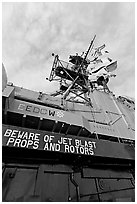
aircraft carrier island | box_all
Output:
[2,36,135,202]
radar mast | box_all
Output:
[48,35,117,106]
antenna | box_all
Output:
[84,35,96,60]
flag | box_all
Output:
[107,57,112,62]
[105,61,117,72]
[96,59,103,64]
[99,57,112,64]
[96,44,106,51]
[92,44,106,57]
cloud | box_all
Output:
[2,2,135,98]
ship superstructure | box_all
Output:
[2,37,135,202]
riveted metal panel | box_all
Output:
[89,90,135,140]
[89,122,118,136]
[15,86,63,107]
[97,178,134,196]
[15,87,40,101]
[90,90,119,114]
[42,164,73,173]
[82,168,133,179]
[2,167,37,201]
[116,101,135,131]
[99,188,134,202]
[40,172,69,201]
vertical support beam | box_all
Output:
[4,112,7,124]
[52,121,58,132]
[59,123,65,133]
[77,127,83,136]
[38,118,43,130]
[94,178,101,202]
[65,124,71,135]
[34,165,44,200]
[22,114,26,127]
[70,173,80,202]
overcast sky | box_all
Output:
[2,2,135,98]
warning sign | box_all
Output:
[3,126,96,156]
